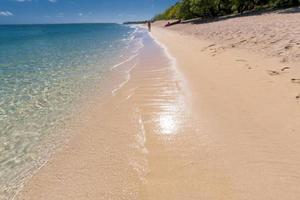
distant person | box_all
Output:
[147,21,151,32]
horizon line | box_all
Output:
[0,22,122,26]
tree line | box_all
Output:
[153,0,300,20]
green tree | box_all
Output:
[232,0,256,13]
[153,2,182,20]
[177,0,194,19]
[153,0,299,21]
[190,0,218,17]
[215,0,234,15]
[271,0,299,7]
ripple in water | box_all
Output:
[0,23,141,199]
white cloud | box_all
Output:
[0,11,14,17]
[48,0,57,3]
[78,13,83,17]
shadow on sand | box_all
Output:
[277,6,300,14]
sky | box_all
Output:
[0,0,178,24]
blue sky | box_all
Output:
[0,0,178,24]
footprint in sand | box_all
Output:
[267,67,291,76]
[281,67,290,72]
[267,70,280,76]
[284,44,293,50]
[234,59,253,69]
[201,44,216,52]
[246,64,252,70]
[291,78,300,84]
[210,47,225,56]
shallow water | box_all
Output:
[0,23,143,199]
[10,23,191,200]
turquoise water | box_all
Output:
[0,23,141,198]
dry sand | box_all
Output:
[156,7,300,64]
[17,9,300,200]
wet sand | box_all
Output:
[16,28,191,199]
[17,9,300,200]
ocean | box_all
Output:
[0,23,145,199]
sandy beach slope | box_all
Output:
[17,9,300,200]
[156,7,300,64]
[148,9,300,199]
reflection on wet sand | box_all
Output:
[159,114,177,135]
[16,27,194,200]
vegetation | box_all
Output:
[153,0,300,20]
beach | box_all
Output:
[15,8,300,200]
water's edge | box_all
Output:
[0,24,146,199]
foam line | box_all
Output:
[110,53,138,71]
[148,29,192,100]
[111,62,137,96]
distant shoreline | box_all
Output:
[0,22,125,26]
[123,20,148,25]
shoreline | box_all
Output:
[16,10,300,199]
[15,27,185,200]
[0,24,143,200]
